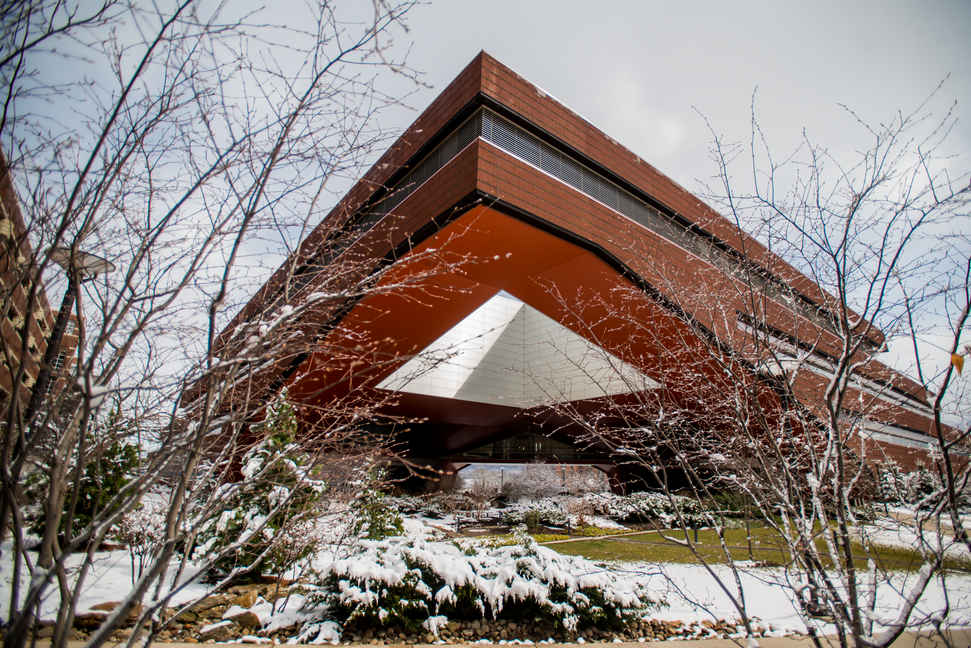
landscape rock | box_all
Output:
[189,594,230,612]
[229,610,261,629]
[233,590,259,609]
[198,622,235,642]
[73,612,108,630]
[90,601,143,623]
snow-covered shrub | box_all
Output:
[903,464,942,506]
[506,461,561,501]
[876,462,907,504]
[26,426,140,538]
[393,492,476,518]
[502,507,569,529]
[383,495,425,515]
[873,462,967,509]
[581,492,712,527]
[115,497,167,583]
[431,491,476,515]
[192,399,325,575]
[301,533,661,636]
[351,473,404,540]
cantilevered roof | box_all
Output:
[207,52,946,469]
[378,291,658,407]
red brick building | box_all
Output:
[0,151,80,415]
[215,53,957,481]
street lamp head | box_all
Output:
[48,247,116,282]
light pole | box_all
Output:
[23,247,115,431]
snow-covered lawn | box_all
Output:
[0,542,214,621]
[2,508,970,642]
[622,561,971,637]
[856,515,971,561]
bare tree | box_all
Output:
[507,460,561,502]
[464,467,500,520]
[0,2,477,647]
[524,89,970,647]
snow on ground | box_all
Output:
[0,541,214,620]
[605,561,971,637]
[3,510,971,638]
[886,506,971,532]
[858,516,971,562]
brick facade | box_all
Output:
[0,150,80,414]
[217,53,958,473]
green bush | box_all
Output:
[302,533,661,637]
[502,507,569,528]
[27,409,140,538]
[192,399,323,576]
[351,474,404,540]
[576,525,628,537]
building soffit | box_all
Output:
[212,53,935,445]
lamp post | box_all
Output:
[23,247,115,430]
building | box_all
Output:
[212,53,957,487]
[0,150,80,418]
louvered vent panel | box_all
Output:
[439,130,460,162]
[559,156,583,190]
[629,200,656,231]
[491,118,517,155]
[617,191,633,218]
[540,149,562,177]
[475,109,676,246]
[515,134,542,167]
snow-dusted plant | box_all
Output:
[902,463,944,507]
[192,399,325,576]
[382,495,425,515]
[350,472,404,540]
[384,491,486,520]
[501,506,569,529]
[506,460,561,501]
[300,532,661,637]
[26,425,140,538]
[873,461,966,510]
[581,492,711,527]
[115,497,168,583]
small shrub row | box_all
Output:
[384,493,477,519]
[501,507,569,528]
[300,533,662,637]
[581,493,713,527]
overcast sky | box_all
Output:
[368,0,970,416]
[22,0,969,415]
[381,0,971,194]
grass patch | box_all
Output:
[530,526,629,543]
[548,525,971,573]
[575,525,631,537]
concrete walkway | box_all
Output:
[46,629,971,647]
